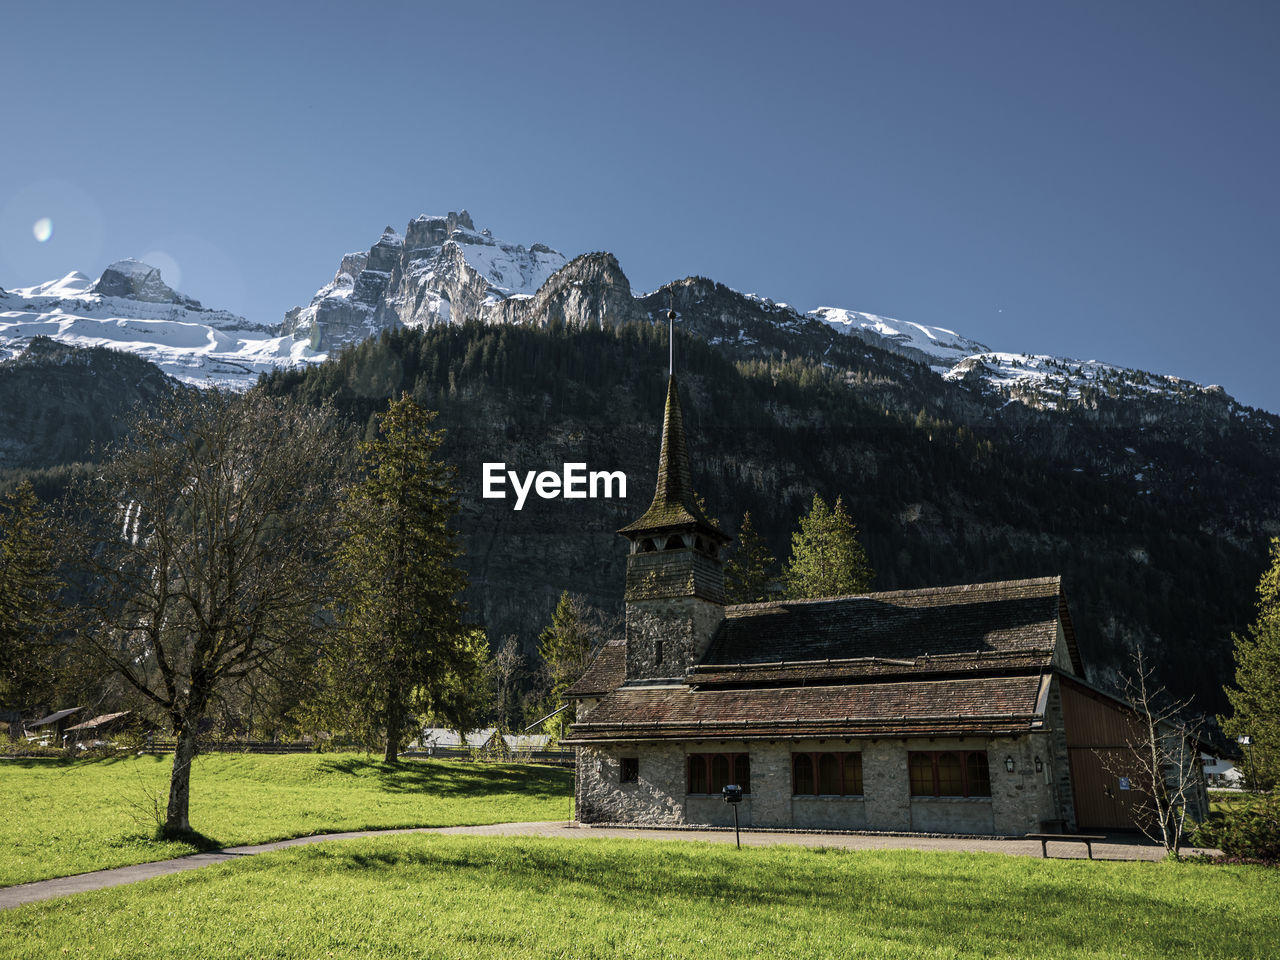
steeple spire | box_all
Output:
[618,374,721,537]
[618,364,729,681]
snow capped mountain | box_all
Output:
[283,210,567,351]
[2,212,1262,416]
[11,270,96,299]
[0,259,320,389]
[809,306,992,369]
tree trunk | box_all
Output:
[165,724,198,835]
[383,683,403,763]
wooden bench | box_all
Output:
[1026,833,1108,859]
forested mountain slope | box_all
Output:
[261,320,1280,714]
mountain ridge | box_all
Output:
[4,210,1268,419]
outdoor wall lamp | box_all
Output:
[1034,756,1044,773]
[1004,756,1015,773]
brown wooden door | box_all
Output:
[1068,747,1149,830]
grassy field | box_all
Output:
[0,753,572,887]
[2,835,1276,959]
[1208,789,1263,815]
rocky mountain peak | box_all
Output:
[512,252,643,328]
[93,259,200,307]
[285,212,568,350]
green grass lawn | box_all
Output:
[2,836,1276,959]
[0,753,572,887]
[1208,790,1262,815]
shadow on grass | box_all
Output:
[156,826,223,851]
[318,756,572,798]
[0,756,76,768]
[297,840,1263,957]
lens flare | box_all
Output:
[32,217,53,242]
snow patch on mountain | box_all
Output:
[810,306,991,368]
[0,261,319,389]
[942,352,1232,410]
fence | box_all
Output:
[136,739,576,766]
[140,739,321,755]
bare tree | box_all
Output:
[71,390,348,838]
[492,634,526,733]
[1096,647,1209,857]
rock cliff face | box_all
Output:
[283,211,568,350]
[92,259,200,307]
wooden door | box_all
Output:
[1068,747,1149,830]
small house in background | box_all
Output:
[24,706,84,743]
[64,711,132,745]
[505,733,551,754]
[418,727,496,755]
[414,727,556,761]
[1201,753,1244,788]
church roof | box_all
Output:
[617,375,725,539]
[562,576,1081,744]
[564,637,626,698]
[702,576,1078,674]
[564,674,1048,743]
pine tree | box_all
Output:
[783,494,874,600]
[724,511,776,603]
[536,591,595,742]
[1222,536,1280,789]
[319,394,486,762]
[0,482,62,705]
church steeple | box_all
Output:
[619,375,723,541]
[618,370,729,681]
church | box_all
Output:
[561,373,1207,835]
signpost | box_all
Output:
[722,784,743,849]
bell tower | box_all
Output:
[618,373,730,681]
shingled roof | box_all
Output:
[702,576,1080,676]
[562,576,1081,744]
[562,673,1049,743]
[617,376,725,539]
[564,637,626,698]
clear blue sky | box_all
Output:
[3,1,1278,411]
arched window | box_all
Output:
[793,754,815,795]
[686,753,750,795]
[966,752,992,797]
[664,534,685,550]
[842,752,864,795]
[688,756,707,794]
[711,754,731,793]
[909,752,935,796]
[817,753,840,794]
[936,752,964,796]
[908,750,992,797]
[792,751,863,796]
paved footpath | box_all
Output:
[0,822,1208,911]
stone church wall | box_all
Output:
[576,735,1072,835]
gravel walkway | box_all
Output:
[0,821,1207,910]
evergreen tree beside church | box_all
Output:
[783,494,874,600]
